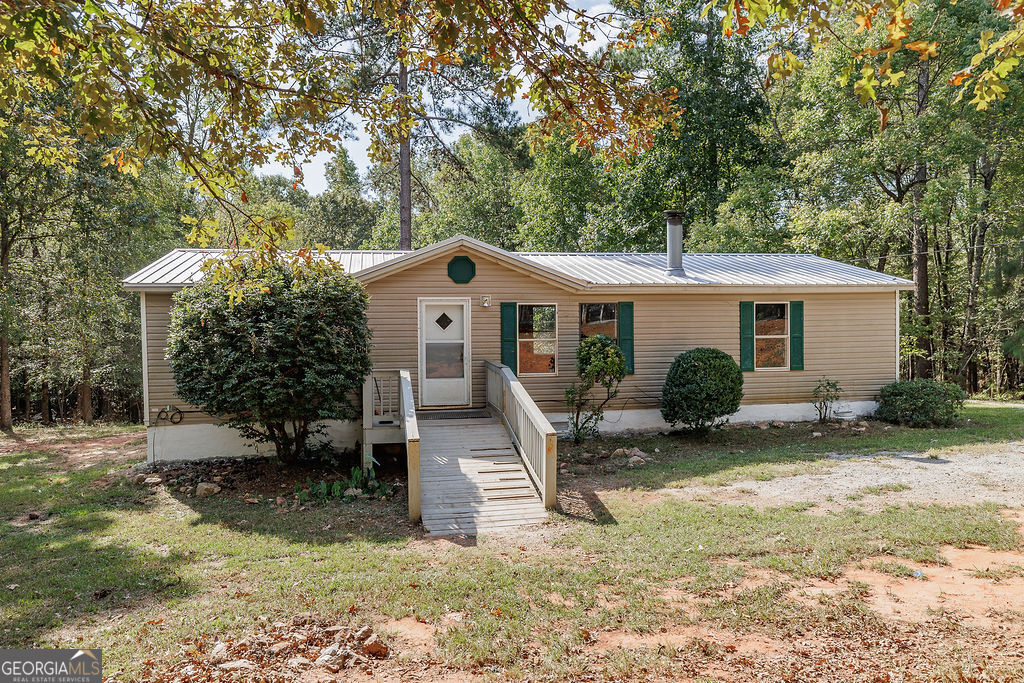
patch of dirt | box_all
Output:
[380,617,435,655]
[795,545,1024,628]
[660,440,1024,513]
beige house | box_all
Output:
[124,218,912,533]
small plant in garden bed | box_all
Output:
[812,376,843,423]
[295,467,392,504]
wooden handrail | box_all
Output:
[398,369,421,523]
[363,369,420,522]
[484,360,557,508]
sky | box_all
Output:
[255,1,614,196]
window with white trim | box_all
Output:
[755,303,789,369]
[518,304,557,374]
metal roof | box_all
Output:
[517,252,913,287]
[123,242,913,290]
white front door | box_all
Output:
[419,298,471,407]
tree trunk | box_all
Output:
[961,153,1000,393]
[41,381,51,426]
[0,226,11,431]
[910,63,932,380]
[22,369,30,419]
[78,364,93,425]
[398,57,412,251]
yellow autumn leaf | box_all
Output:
[883,70,906,86]
[906,40,939,60]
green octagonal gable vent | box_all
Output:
[447,255,476,284]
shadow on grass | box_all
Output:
[168,490,417,547]
[0,451,195,647]
[560,402,1024,493]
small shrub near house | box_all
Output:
[875,379,967,427]
[565,334,628,443]
[812,376,843,423]
[660,347,743,433]
[167,263,372,463]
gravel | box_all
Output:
[663,441,1024,512]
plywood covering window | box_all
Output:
[755,302,789,370]
[579,303,618,341]
[518,304,557,375]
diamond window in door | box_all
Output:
[434,312,453,331]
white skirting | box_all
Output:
[146,401,877,462]
[545,400,878,436]
[146,420,360,463]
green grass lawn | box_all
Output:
[559,401,1024,489]
[2,403,1023,680]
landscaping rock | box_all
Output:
[134,473,148,485]
[209,641,229,663]
[628,447,649,459]
[627,455,645,468]
[611,447,629,457]
[143,476,162,486]
[361,634,389,658]
[195,482,221,498]
[217,659,255,672]
[286,655,312,670]
[812,432,823,438]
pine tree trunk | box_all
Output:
[398,57,412,251]
[910,63,932,380]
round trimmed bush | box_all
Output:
[875,379,967,427]
[660,347,744,433]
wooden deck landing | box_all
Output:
[418,417,547,536]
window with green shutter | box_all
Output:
[578,302,634,374]
[617,301,634,374]
[742,301,804,371]
[500,301,517,374]
[739,301,755,372]
[789,301,804,370]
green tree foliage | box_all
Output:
[167,264,373,462]
[300,151,379,249]
[3,0,676,278]
[660,348,744,433]
[565,335,628,443]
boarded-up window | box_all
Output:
[518,304,557,374]
[755,303,788,369]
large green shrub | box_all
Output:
[565,334,628,443]
[167,264,372,463]
[660,347,743,433]
[875,379,967,427]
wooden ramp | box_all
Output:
[418,417,547,536]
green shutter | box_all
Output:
[617,302,634,374]
[739,301,754,372]
[500,302,517,375]
[790,301,804,371]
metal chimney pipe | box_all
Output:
[664,210,685,276]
